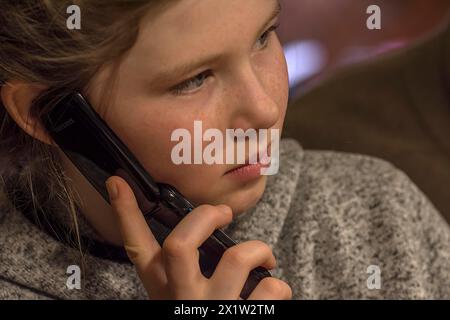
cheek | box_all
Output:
[106,103,176,171]
[120,111,186,177]
[273,45,290,117]
[258,42,290,123]
[111,103,224,199]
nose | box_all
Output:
[228,63,280,131]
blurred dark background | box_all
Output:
[277,0,450,97]
[277,0,450,223]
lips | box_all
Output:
[224,142,272,175]
[225,163,251,175]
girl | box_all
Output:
[0,0,449,299]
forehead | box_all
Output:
[128,0,277,67]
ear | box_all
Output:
[1,80,55,146]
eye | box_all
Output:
[171,70,212,95]
[255,23,280,50]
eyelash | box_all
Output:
[256,22,280,50]
[171,23,280,96]
[171,70,212,96]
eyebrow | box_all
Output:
[151,0,282,86]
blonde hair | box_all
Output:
[0,1,159,266]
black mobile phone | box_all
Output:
[41,92,271,299]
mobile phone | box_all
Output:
[41,92,271,299]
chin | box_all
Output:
[221,176,268,216]
[187,175,268,216]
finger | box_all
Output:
[247,277,292,300]
[208,240,276,299]
[106,176,167,292]
[162,204,233,292]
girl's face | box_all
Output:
[86,0,288,215]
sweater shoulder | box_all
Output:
[279,140,430,215]
[296,149,447,226]
[302,148,404,180]
[299,149,431,212]
[283,149,450,298]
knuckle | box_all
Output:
[248,240,274,260]
[260,278,287,297]
[196,204,216,212]
[199,204,232,220]
[162,236,186,258]
[222,246,248,266]
[253,240,273,255]
[205,206,224,222]
[198,205,232,226]
[217,204,233,219]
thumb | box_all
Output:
[105,176,167,293]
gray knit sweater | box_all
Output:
[0,139,449,299]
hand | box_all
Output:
[105,176,292,300]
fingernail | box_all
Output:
[106,179,118,200]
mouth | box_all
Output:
[224,142,272,176]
